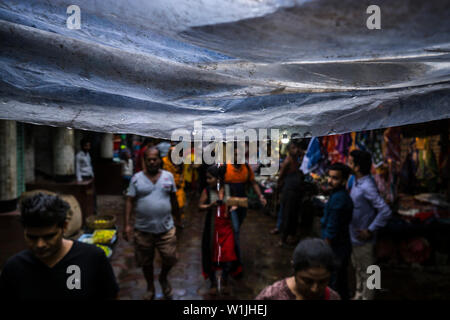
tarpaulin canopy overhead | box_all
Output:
[0,0,449,139]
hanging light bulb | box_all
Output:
[281,133,289,144]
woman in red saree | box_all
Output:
[200,165,241,295]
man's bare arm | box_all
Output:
[123,196,135,241]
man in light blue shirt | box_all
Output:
[348,150,391,300]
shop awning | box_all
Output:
[1,0,449,139]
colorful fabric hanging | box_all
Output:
[416,138,439,192]
[300,137,322,174]
[336,133,352,163]
[367,131,384,167]
[350,132,357,152]
[355,131,369,151]
[399,140,418,194]
[322,135,340,164]
[384,127,402,164]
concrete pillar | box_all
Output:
[53,127,75,181]
[24,124,35,183]
[101,133,114,159]
[0,120,18,212]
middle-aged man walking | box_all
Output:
[0,193,119,300]
[123,147,180,300]
[320,162,353,300]
[348,150,392,300]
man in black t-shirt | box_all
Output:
[0,193,119,300]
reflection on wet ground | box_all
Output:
[99,194,293,300]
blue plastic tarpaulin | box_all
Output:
[0,0,449,139]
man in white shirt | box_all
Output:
[123,147,180,300]
[121,149,134,193]
[75,138,97,213]
[76,138,94,182]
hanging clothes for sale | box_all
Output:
[336,133,352,163]
[300,137,322,174]
[355,131,370,152]
[415,138,439,192]
[438,141,450,189]
[380,127,402,203]
[322,135,340,164]
[373,165,394,204]
[350,132,357,152]
[366,131,384,168]
[399,140,418,194]
[384,127,402,164]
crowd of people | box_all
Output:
[266,145,392,300]
[0,136,393,301]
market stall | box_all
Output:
[77,215,118,259]
[300,119,450,267]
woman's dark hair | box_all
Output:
[329,162,351,181]
[120,148,131,161]
[80,137,90,148]
[20,193,69,228]
[293,238,337,272]
[350,150,372,175]
[206,165,224,181]
[288,138,308,151]
[142,138,153,147]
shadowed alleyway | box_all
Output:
[98,194,293,300]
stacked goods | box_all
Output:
[86,215,116,230]
[96,244,112,258]
[93,229,116,244]
[93,219,111,229]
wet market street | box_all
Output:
[99,194,293,300]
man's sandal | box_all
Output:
[159,276,173,300]
[142,290,155,300]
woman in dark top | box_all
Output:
[277,139,307,246]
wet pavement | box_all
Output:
[99,194,450,300]
[98,193,294,300]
